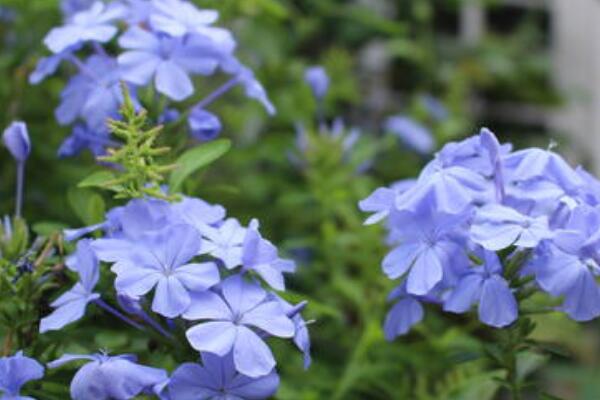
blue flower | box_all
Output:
[383,284,424,340]
[60,0,96,18]
[29,45,82,85]
[55,55,130,131]
[470,204,553,251]
[358,187,396,225]
[271,295,312,369]
[223,61,276,115]
[188,107,222,141]
[0,351,44,400]
[304,66,329,100]
[183,275,295,377]
[92,224,220,318]
[198,218,248,269]
[242,224,296,291]
[2,122,30,163]
[44,2,126,54]
[444,250,518,328]
[383,200,468,295]
[40,240,100,332]
[48,352,167,400]
[149,0,218,37]
[384,116,435,154]
[118,27,220,101]
[168,352,279,400]
[533,206,600,321]
[57,124,115,158]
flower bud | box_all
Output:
[188,107,222,141]
[3,121,31,162]
[304,66,329,99]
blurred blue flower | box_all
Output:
[168,352,279,400]
[0,351,44,400]
[188,107,222,141]
[224,61,276,115]
[149,0,217,37]
[2,121,30,163]
[444,250,518,328]
[40,240,100,333]
[58,124,115,158]
[48,352,167,400]
[304,66,329,100]
[420,94,448,121]
[29,45,82,85]
[56,55,130,131]
[384,116,435,154]
[118,27,220,101]
[60,0,97,18]
[44,2,126,53]
[183,275,295,377]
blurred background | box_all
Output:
[1,0,600,399]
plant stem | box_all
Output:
[94,298,145,331]
[15,162,24,217]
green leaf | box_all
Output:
[169,139,231,192]
[77,170,116,189]
[32,221,68,237]
[67,188,106,226]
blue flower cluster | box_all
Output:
[35,196,310,399]
[361,128,600,339]
[32,0,275,157]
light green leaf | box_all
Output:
[169,139,231,192]
[67,188,106,226]
[77,170,116,189]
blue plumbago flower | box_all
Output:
[198,218,248,269]
[362,127,600,334]
[358,187,396,225]
[168,352,279,400]
[241,223,296,291]
[40,240,100,333]
[188,107,222,141]
[60,0,97,18]
[304,66,329,100]
[117,26,220,101]
[44,2,126,53]
[383,283,425,340]
[532,205,600,321]
[224,61,276,115]
[0,351,44,400]
[56,55,131,131]
[57,124,116,158]
[48,352,167,400]
[3,122,30,163]
[93,224,220,318]
[384,116,435,155]
[149,0,220,38]
[470,204,553,251]
[29,44,82,85]
[183,275,295,377]
[270,295,312,369]
[444,249,518,328]
[383,200,468,295]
